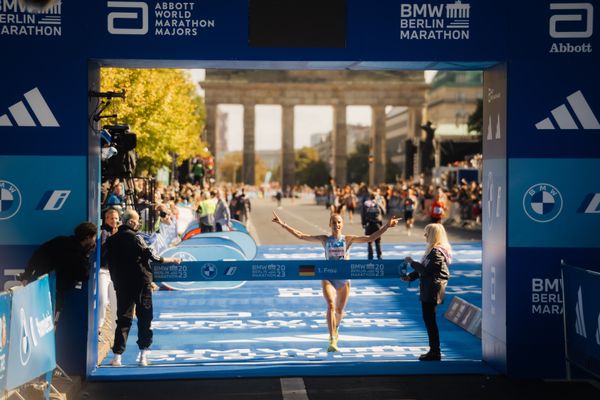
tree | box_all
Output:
[218,151,269,184]
[347,141,369,183]
[295,147,330,187]
[100,68,208,174]
[468,98,483,134]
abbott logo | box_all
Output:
[0,87,59,128]
[107,1,148,35]
[575,286,587,338]
[550,3,593,39]
[535,90,600,130]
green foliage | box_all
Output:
[295,147,329,187]
[467,98,483,134]
[218,151,269,184]
[101,68,207,174]
[347,141,369,183]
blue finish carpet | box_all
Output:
[93,242,492,379]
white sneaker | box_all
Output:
[139,350,149,367]
[110,354,122,367]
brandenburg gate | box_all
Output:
[201,70,428,187]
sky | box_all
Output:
[188,70,436,151]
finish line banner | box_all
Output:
[153,259,409,282]
[562,264,600,378]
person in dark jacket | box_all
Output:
[401,223,452,361]
[106,209,181,367]
[20,222,98,317]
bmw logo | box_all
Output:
[0,180,22,221]
[522,183,563,223]
[172,251,196,262]
[201,263,218,280]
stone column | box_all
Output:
[204,103,217,156]
[369,105,386,185]
[408,107,423,179]
[243,103,256,185]
[281,104,295,189]
[332,104,347,185]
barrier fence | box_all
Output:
[0,275,56,400]
[561,262,600,380]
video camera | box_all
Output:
[101,124,137,179]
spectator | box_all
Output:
[197,191,216,232]
[214,189,231,232]
[98,209,119,333]
[361,192,386,260]
[106,210,181,367]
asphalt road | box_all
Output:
[248,196,482,246]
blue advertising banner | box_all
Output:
[562,264,600,378]
[508,159,600,248]
[6,275,55,391]
[0,156,87,245]
[153,259,408,282]
[0,293,10,393]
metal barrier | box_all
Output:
[561,261,600,380]
[0,275,57,400]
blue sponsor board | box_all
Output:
[0,293,10,392]
[6,275,55,391]
[508,159,600,248]
[0,156,87,245]
[562,264,600,378]
[154,259,407,282]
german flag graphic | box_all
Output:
[299,265,315,277]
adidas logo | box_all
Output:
[575,286,587,338]
[0,87,59,127]
[536,90,600,130]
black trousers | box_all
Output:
[421,301,440,353]
[365,223,382,259]
[112,283,153,354]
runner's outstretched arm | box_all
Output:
[347,216,401,245]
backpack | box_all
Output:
[365,201,382,223]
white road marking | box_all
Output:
[281,377,309,400]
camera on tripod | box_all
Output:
[101,124,137,179]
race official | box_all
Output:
[106,209,180,367]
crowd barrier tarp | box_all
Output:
[230,220,248,234]
[181,220,249,241]
[562,264,600,379]
[184,232,257,260]
[159,244,247,291]
[0,293,11,393]
[6,275,55,391]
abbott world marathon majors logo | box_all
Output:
[107,1,215,37]
[0,0,62,36]
[0,180,22,220]
[400,1,471,40]
[523,183,563,223]
[549,2,593,54]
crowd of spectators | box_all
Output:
[313,176,482,229]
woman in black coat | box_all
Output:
[401,223,452,361]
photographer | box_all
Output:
[20,222,98,317]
